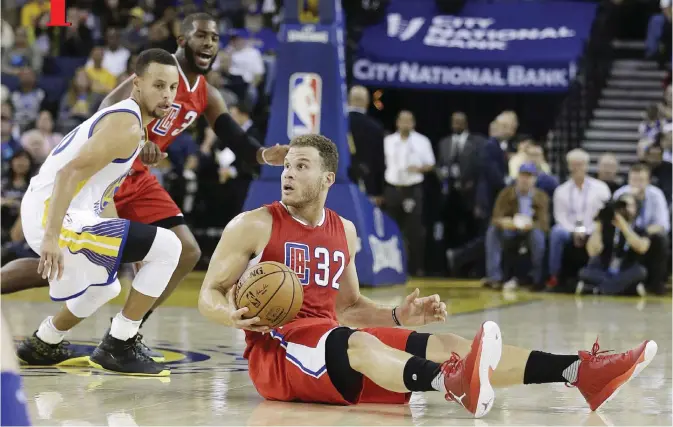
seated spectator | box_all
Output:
[86,27,131,77]
[2,27,43,76]
[1,19,14,51]
[613,163,670,294]
[21,110,62,152]
[484,163,549,289]
[596,153,621,194]
[638,104,663,143]
[58,68,103,133]
[98,0,129,34]
[1,107,21,174]
[508,136,551,180]
[1,150,36,264]
[122,7,149,53]
[226,30,265,105]
[578,193,649,295]
[58,7,94,57]
[20,0,50,43]
[207,68,239,107]
[524,142,558,199]
[548,149,611,289]
[146,7,179,53]
[10,67,46,132]
[85,47,118,96]
[645,144,672,204]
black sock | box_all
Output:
[523,351,580,384]
[402,356,441,392]
[140,310,154,328]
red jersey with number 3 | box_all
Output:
[131,59,208,173]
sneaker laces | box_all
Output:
[130,334,154,362]
[565,338,614,388]
[440,352,464,401]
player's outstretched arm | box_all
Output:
[204,83,288,167]
[39,114,142,280]
[336,218,447,328]
[98,75,135,111]
[198,208,272,332]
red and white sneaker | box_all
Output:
[442,321,502,418]
[571,339,658,411]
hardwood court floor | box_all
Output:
[3,276,671,426]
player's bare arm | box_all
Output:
[335,218,447,328]
[98,75,135,110]
[198,208,272,332]
[38,113,143,281]
[204,82,289,166]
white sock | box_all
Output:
[36,317,66,345]
[431,370,447,393]
[562,360,581,384]
[110,313,141,341]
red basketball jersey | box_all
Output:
[244,202,351,348]
[131,59,208,173]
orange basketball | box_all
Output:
[234,261,304,328]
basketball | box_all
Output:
[234,261,304,328]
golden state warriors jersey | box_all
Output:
[26,98,146,218]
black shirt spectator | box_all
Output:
[645,144,672,204]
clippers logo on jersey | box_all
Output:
[284,242,310,285]
[152,103,182,136]
[288,73,322,138]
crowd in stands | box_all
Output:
[1,0,670,295]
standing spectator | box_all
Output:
[85,47,118,96]
[475,113,516,219]
[58,68,103,133]
[226,30,265,105]
[1,108,21,175]
[436,111,485,251]
[613,163,670,294]
[347,85,385,205]
[20,110,62,151]
[2,27,43,76]
[638,104,662,143]
[87,27,131,77]
[122,7,149,53]
[10,67,46,132]
[644,144,672,204]
[58,7,94,57]
[383,110,435,277]
[645,0,672,60]
[597,153,621,194]
[579,193,649,296]
[548,149,611,289]
[20,0,50,42]
[525,142,558,199]
[485,163,549,289]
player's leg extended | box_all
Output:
[0,258,48,294]
[345,322,502,418]
[424,330,657,411]
[89,223,181,376]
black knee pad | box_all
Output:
[120,221,158,263]
[405,332,431,359]
[325,327,363,403]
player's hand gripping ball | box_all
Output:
[234,261,304,328]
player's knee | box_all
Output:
[347,331,381,370]
[178,235,201,269]
[152,228,183,267]
[66,280,121,318]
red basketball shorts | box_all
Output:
[246,317,413,405]
[114,170,183,225]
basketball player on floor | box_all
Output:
[0,13,287,360]
[198,134,657,418]
[14,49,188,376]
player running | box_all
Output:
[16,49,185,376]
[0,13,287,359]
[198,134,657,418]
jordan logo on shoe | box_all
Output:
[448,391,467,407]
[482,397,493,411]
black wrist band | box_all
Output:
[392,306,401,326]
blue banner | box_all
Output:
[244,0,407,286]
[354,0,597,92]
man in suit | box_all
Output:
[436,112,486,250]
[347,85,385,206]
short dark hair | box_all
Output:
[135,48,176,76]
[289,134,339,173]
[181,12,216,35]
[630,162,651,174]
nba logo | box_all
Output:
[288,73,322,139]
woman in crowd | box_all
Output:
[58,67,102,133]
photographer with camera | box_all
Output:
[577,194,650,295]
[613,163,670,295]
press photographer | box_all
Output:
[577,194,649,295]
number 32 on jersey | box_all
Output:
[285,242,346,289]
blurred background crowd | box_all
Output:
[1,0,671,296]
